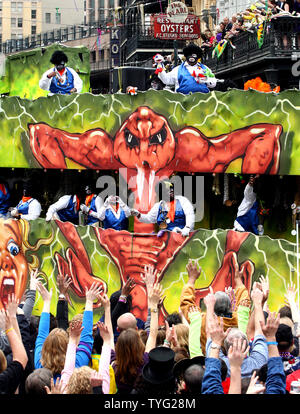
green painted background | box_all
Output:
[0,43,90,99]
[23,219,297,322]
[0,89,298,174]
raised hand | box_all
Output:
[228,337,249,369]
[45,377,66,394]
[186,259,201,285]
[36,281,53,303]
[284,283,297,306]
[148,282,163,308]
[141,264,158,291]
[259,311,280,341]
[98,293,110,310]
[97,321,111,343]
[207,315,229,347]
[85,282,103,303]
[5,294,19,319]
[68,319,83,345]
[250,284,264,306]
[259,275,269,303]
[204,286,216,311]
[164,320,178,348]
[246,371,266,394]
[29,268,43,291]
[57,273,72,298]
[121,278,136,297]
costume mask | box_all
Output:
[186,54,198,66]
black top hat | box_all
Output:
[183,43,203,59]
[173,356,205,379]
[50,50,68,65]
[142,347,175,385]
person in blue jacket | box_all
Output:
[233,175,264,235]
[46,192,81,225]
[132,181,195,237]
[0,181,11,218]
[87,195,133,231]
[10,182,41,221]
[79,184,104,226]
[156,43,217,95]
[39,50,83,96]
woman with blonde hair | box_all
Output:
[173,323,189,354]
[40,328,69,376]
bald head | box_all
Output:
[117,312,137,331]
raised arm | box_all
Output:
[22,269,42,323]
[145,282,163,353]
[56,273,72,331]
[75,282,103,368]
[180,260,202,323]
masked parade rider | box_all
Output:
[79,184,104,226]
[155,43,217,94]
[233,174,264,236]
[39,50,83,96]
[131,181,195,237]
[46,191,81,225]
[0,181,11,219]
[10,182,41,221]
[86,195,133,231]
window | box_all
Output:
[55,12,61,24]
[31,25,36,35]
[17,2,23,12]
[0,2,2,12]
[45,12,51,23]
[11,18,16,27]
[11,2,16,12]
[0,18,2,27]
[31,9,36,19]
[17,18,22,28]
[11,34,16,39]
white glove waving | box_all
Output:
[80,204,89,214]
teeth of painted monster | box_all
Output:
[157,134,162,143]
[3,279,14,286]
[128,133,132,143]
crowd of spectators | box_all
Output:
[200,0,300,54]
[0,256,300,396]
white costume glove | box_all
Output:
[80,204,89,214]
[45,212,53,222]
[10,208,19,218]
[181,226,191,237]
[131,209,140,217]
[206,77,218,89]
[172,227,182,233]
[258,224,264,236]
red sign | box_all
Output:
[153,14,200,40]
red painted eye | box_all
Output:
[124,128,139,148]
[149,125,167,146]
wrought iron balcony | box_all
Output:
[202,16,300,75]
[124,24,186,63]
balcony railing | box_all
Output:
[203,16,300,74]
[124,24,186,63]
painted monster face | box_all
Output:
[0,220,28,309]
[113,107,176,172]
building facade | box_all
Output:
[215,0,251,22]
[0,0,85,43]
